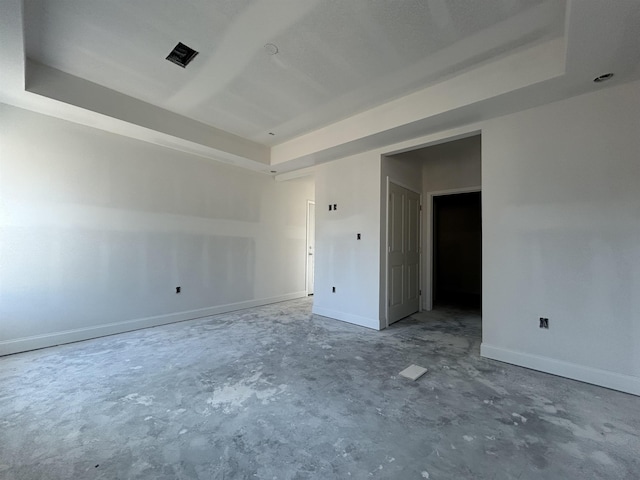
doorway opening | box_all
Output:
[433,191,481,309]
[306,200,315,296]
[383,133,481,332]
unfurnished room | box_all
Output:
[1,1,639,479]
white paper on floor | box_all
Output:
[399,364,428,381]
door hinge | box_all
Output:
[419,204,422,211]
[419,289,422,295]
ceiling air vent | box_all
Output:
[166,42,199,68]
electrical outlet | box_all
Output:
[357,233,361,240]
[332,286,336,293]
[333,204,337,210]
[176,286,181,294]
[329,204,332,211]
[539,317,549,329]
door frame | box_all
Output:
[425,186,481,311]
[305,200,315,296]
[385,177,422,328]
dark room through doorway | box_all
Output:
[433,191,482,309]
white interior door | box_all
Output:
[388,182,420,324]
[306,201,315,295]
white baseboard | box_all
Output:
[0,291,307,356]
[481,343,640,397]
[312,306,380,330]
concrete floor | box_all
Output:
[0,298,638,480]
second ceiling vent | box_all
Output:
[166,42,199,68]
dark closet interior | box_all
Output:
[433,191,482,308]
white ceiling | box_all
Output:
[24,0,565,144]
[2,0,640,173]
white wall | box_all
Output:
[310,80,640,395]
[312,154,381,329]
[420,136,481,193]
[381,155,423,194]
[481,80,640,395]
[0,104,314,355]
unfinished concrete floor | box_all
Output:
[1,298,638,479]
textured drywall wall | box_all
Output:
[0,104,313,355]
[312,153,381,329]
[420,136,481,193]
[481,80,640,394]
[310,80,640,395]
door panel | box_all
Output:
[407,195,419,253]
[388,182,421,325]
[390,192,404,253]
[407,264,419,301]
[390,265,404,306]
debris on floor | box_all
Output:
[399,364,428,381]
